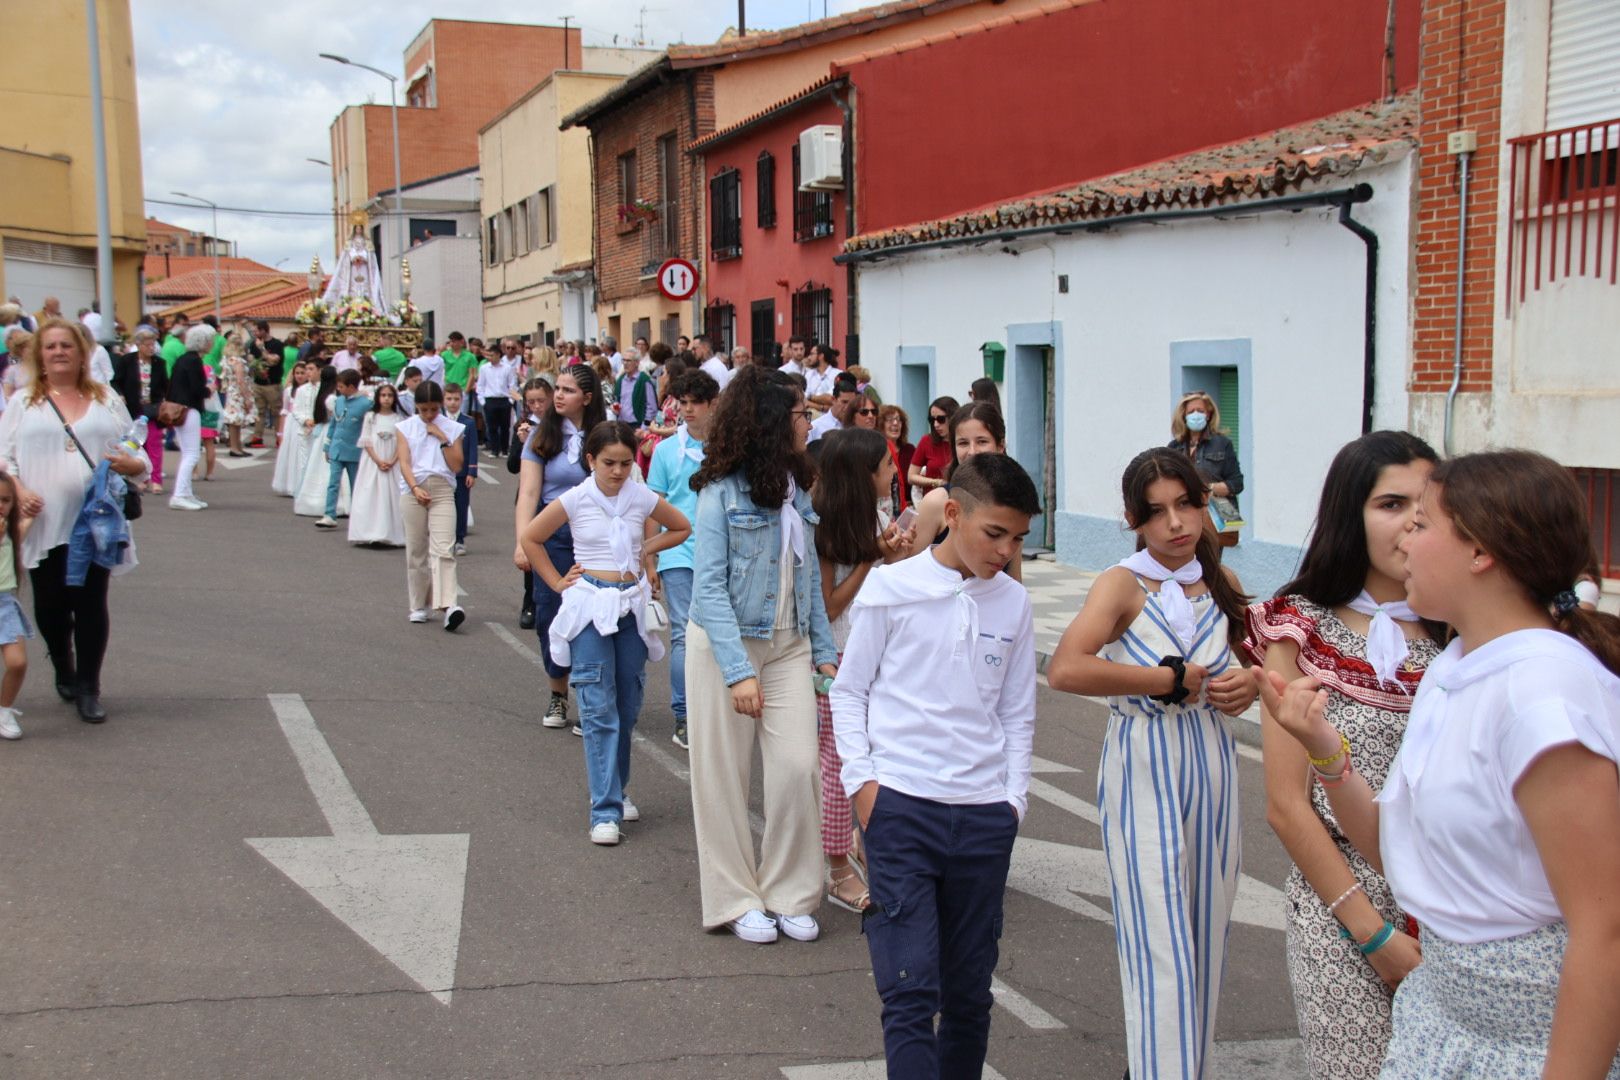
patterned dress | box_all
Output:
[1098,578,1241,1080]
[1244,596,1439,1080]
[220,355,258,429]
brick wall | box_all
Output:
[590,71,715,306]
[1410,0,1505,393]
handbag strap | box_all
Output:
[45,397,97,471]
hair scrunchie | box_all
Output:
[1552,589,1580,617]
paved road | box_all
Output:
[0,454,1304,1079]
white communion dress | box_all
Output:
[347,410,406,546]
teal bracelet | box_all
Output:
[1358,921,1396,956]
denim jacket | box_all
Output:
[689,471,838,685]
[67,460,130,585]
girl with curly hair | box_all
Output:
[687,365,839,944]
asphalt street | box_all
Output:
[0,451,1305,1079]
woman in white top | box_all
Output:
[347,383,406,547]
[809,427,912,912]
[273,362,315,496]
[0,319,148,724]
[396,380,466,631]
[1265,449,1620,1079]
[293,365,344,517]
[520,421,690,846]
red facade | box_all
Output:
[840,0,1421,235]
[696,94,849,365]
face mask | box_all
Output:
[1185,410,1209,433]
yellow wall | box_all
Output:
[479,71,626,339]
[0,0,146,322]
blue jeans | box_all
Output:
[326,457,358,517]
[531,519,573,679]
[861,788,1019,1079]
[568,578,647,827]
[660,567,693,722]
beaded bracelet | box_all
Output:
[1326,882,1364,915]
[1308,731,1351,769]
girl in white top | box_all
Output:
[519,421,689,847]
[1265,449,1620,1079]
[0,472,33,740]
[395,380,467,630]
[272,362,314,496]
[293,365,342,517]
[809,427,913,912]
[347,383,406,547]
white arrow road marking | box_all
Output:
[1029,754,1079,774]
[477,472,500,486]
[246,694,470,1005]
[782,1064,1007,1080]
[989,975,1066,1030]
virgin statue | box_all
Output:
[321,225,388,310]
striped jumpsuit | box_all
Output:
[1097,578,1240,1080]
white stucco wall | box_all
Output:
[856,155,1414,597]
[400,234,483,342]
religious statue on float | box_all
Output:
[322,223,388,312]
[296,213,422,343]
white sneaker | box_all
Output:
[443,606,465,632]
[621,795,639,822]
[727,909,779,943]
[0,707,20,740]
[314,516,338,529]
[408,609,430,623]
[775,913,821,942]
[452,542,467,556]
[589,821,620,846]
[168,495,205,511]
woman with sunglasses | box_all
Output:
[852,390,881,430]
[906,395,958,504]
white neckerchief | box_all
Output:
[1119,549,1203,651]
[674,424,703,464]
[781,476,805,567]
[579,478,636,572]
[562,418,582,465]
[1346,589,1420,686]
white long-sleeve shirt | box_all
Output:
[829,548,1037,817]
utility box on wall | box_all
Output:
[798,125,844,190]
[981,341,1006,382]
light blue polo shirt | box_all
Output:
[646,427,704,572]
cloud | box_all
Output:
[132,0,873,274]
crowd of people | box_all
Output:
[1,297,1617,1080]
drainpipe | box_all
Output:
[832,83,856,364]
[1442,151,1472,456]
[1336,199,1379,434]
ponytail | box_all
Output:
[1552,603,1620,677]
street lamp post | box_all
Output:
[307,157,339,258]
[320,53,404,301]
[171,191,220,322]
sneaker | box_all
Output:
[622,795,640,822]
[314,516,338,529]
[775,913,821,942]
[727,909,779,944]
[443,606,465,632]
[672,721,689,751]
[452,542,467,556]
[589,821,620,846]
[571,721,583,737]
[168,495,205,511]
[0,707,20,740]
[542,692,568,728]
[408,609,430,623]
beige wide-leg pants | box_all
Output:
[687,622,822,929]
[401,475,458,611]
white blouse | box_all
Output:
[396,414,464,491]
[0,394,145,568]
[1377,629,1620,943]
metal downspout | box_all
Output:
[1337,202,1379,434]
[832,85,856,363]
[1443,151,1472,455]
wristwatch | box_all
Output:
[1150,655,1191,706]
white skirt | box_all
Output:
[293,425,349,517]
[271,414,308,495]
[1382,922,1620,1078]
[347,437,406,546]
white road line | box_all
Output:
[989,975,1067,1030]
[477,472,501,486]
[1027,776,1102,826]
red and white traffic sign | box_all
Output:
[657,258,699,301]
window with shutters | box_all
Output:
[791,145,835,242]
[513,200,530,258]
[757,151,777,228]
[750,299,776,363]
[1573,467,1620,576]
[484,216,498,267]
[710,168,742,260]
[790,282,831,347]
[704,301,736,354]
[1216,367,1241,455]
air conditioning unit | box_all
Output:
[798,125,844,191]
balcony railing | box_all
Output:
[1506,117,1620,315]
[640,201,680,277]
[1574,467,1620,579]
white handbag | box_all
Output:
[645,598,669,634]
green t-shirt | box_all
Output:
[442,348,476,391]
[160,333,185,375]
[373,346,408,379]
[205,334,224,365]
[282,345,298,384]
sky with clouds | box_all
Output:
[133,0,863,275]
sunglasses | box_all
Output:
[929,414,948,424]
[857,407,878,416]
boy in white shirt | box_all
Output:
[829,453,1039,1077]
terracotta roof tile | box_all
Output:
[143,254,279,283]
[687,75,844,152]
[145,268,295,300]
[666,0,971,66]
[843,92,1418,255]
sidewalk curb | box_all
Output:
[1036,645,1266,751]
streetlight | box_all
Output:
[307,158,338,258]
[171,190,220,322]
[319,52,403,300]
